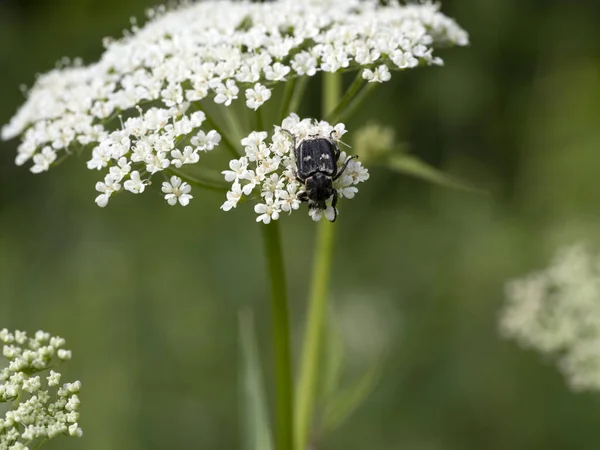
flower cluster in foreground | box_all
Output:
[221,114,368,222]
[500,244,600,391]
[0,329,82,449]
[1,0,467,209]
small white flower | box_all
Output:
[254,197,280,224]
[68,423,83,437]
[170,146,200,168]
[338,186,358,199]
[214,79,239,106]
[30,147,57,173]
[145,151,170,174]
[221,182,244,212]
[22,376,41,393]
[57,349,72,360]
[309,206,337,222]
[108,156,131,181]
[94,174,121,208]
[291,52,318,76]
[245,83,272,110]
[47,370,61,387]
[66,395,80,412]
[161,176,193,206]
[191,130,221,151]
[123,171,146,194]
[160,83,184,107]
[362,65,391,83]
[222,157,249,183]
[279,184,301,212]
[50,336,65,348]
[391,50,419,69]
[264,62,291,81]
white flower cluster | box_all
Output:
[1,0,467,207]
[500,244,600,391]
[221,114,368,223]
[0,329,82,449]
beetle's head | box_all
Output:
[305,173,333,207]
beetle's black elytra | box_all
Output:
[282,129,356,222]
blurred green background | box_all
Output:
[2,0,600,449]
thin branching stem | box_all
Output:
[201,107,241,158]
[324,72,366,123]
[256,106,265,132]
[279,78,297,120]
[334,82,378,124]
[224,104,247,143]
[166,167,229,193]
[288,77,309,117]
[261,222,294,450]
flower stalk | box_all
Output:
[295,72,342,450]
[200,107,241,158]
[324,72,365,124]
[261,222,294,450]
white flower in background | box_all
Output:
[162,176,193,206]
[1,0,467,207]
[221,114,369,222]
[0,329,83,448]
[500,244,600,391]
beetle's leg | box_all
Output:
[281,128,297,157]
[333,155,358,181]
[298,191,310,203]
[330,190,339,222]
[329,130,341,161]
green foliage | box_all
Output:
[385,153,486,194]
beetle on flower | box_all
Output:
[221,114,369,223]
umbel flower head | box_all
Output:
[0,329,82,448]
[500,244,600,392]
[221,114,368,222]
[1,0,468,209]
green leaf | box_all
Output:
[385,154,487,194]
[321,363,381,433]
[238,309,274,450]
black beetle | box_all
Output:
[282,129,356,222]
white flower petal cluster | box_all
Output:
[2,0,467,207]
[0,329,82,448]
[221,114,369,223]
[500,244,600,391]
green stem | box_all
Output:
[224,105,247,143]
[261,222,294,450]
[324,72,366,123]
[279,78,297,120]
[334,82,377,124]
[288,77,309,117]
[295,72,342,450]
[32,439,48,450]
[165,168,229,193]
[322,72,343,118]
[256,106,265,132]
[201,108,241,158]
